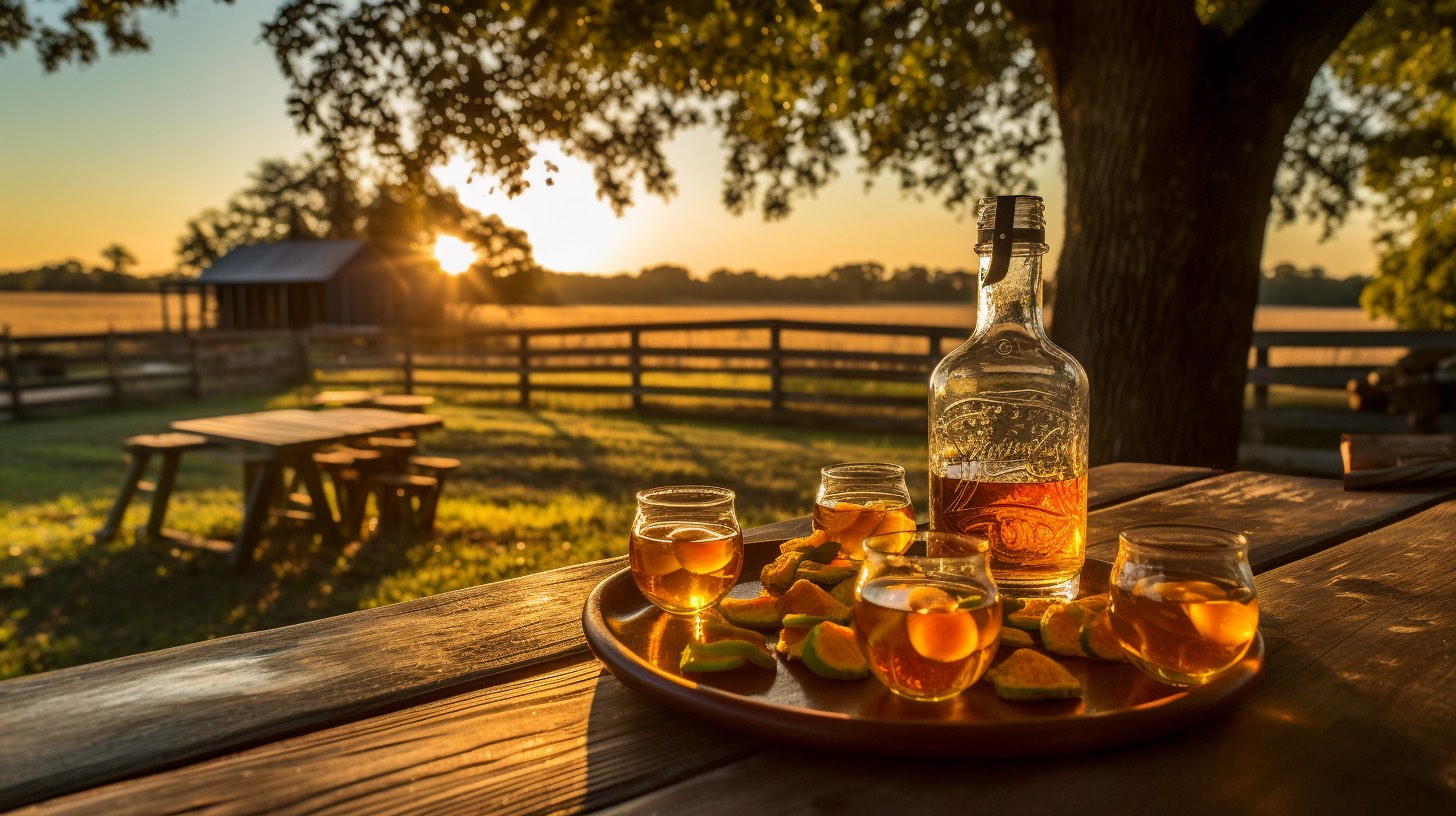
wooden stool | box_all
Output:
[407,455,461,533]
[311,390,376,409]
[368,394,435,413]
[364,436,418,471]
[369,473,439,534]
[96,433,212,544]
[317,448,386,539]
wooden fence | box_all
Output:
[1241,329,1456,472]
[303,319,962,419]
[4,321,1453,473]
[0,327,302,420]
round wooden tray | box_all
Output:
[582,538,1263,757]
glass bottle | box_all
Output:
[928,195,1089,600]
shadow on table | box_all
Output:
[575,637,1455,813]
[580,666,764,813]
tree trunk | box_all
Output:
[1009,0,1376,469]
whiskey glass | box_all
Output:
[1108,524,1259,686]
[813,463,915,558]
[630,486,743,615]
[854,530,1002,701]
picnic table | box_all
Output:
[169,408,443,565]
[3,463,1454,814]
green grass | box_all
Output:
[0,391,925,679]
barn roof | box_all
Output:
[196,240,370,284]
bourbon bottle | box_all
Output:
[928,195,1089,600]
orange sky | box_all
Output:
[0,2,1379,280]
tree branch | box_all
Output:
[1224,0,1378,97]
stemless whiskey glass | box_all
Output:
[813,463,916,558]
[1108,524,1260,686]
[854,530,1002,701]
[630,486,743,615]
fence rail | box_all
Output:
[4,321,1454,474]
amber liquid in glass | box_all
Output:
[930,470,1087,588]
[629,522,743,614]
[1109,576,1259,685]
[812,499,916,557]
[853,577,1002,701]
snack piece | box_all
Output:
[776,626,809,660]
[781,612,838,628]
[761,551,807,594]
[680,639,776,671]
[778,530,830,554]
[775,579,852,624]
[1039,603,1090,658]
[796,561,857,586]
[986,649,1083,700]
[797,539,844,565]
[801,622,871,680]
[1080,610,1128,662]
[999,627,1035,649]
[1070,594,1110,615]
[829,577,857,608]
[1005,598,1059,631]
[718,594,783,629]
[702,619,771,649]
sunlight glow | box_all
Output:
[434,235,477,275]
[433,145,629,273]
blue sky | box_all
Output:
[0,1,1380,278]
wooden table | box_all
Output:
[3,463,1454,813]
[169,408,443,566]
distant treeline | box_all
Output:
[0,259,162,293]
[4,255,1372,308]
[1258,264,1371,307]
[545,263,982,304]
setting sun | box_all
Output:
[434,235,477,275]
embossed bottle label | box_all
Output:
[930,389,1088,588]
[930,389,1085,482]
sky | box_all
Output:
[0,1,1380,280]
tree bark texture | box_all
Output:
[1007,0,1376,468]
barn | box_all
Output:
[160,240,422,331]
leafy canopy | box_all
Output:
[4,0,1453,322]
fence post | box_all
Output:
[188,332,204,400]
[293,329,312,391]
[769,324,783,414]
[630,329,643,411]
[105,328,123,408]
[403,327,416,395]
[2,325,23,421]
[1248,343,1270,446]
[518,331,531,407]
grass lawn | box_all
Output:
[0,391,926,680]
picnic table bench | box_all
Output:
[98,408,444,568]
[4,463,1454,813]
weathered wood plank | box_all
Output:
[0,559,613,810]
[13,659,761,816]
[28,501,1456,816]
[1086,470,1454,572]
[1083,462,1217,508]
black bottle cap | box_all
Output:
[978,195,1045,285]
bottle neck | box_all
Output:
[972,247,1047,340]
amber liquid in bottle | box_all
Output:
[928,195,1089,600]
